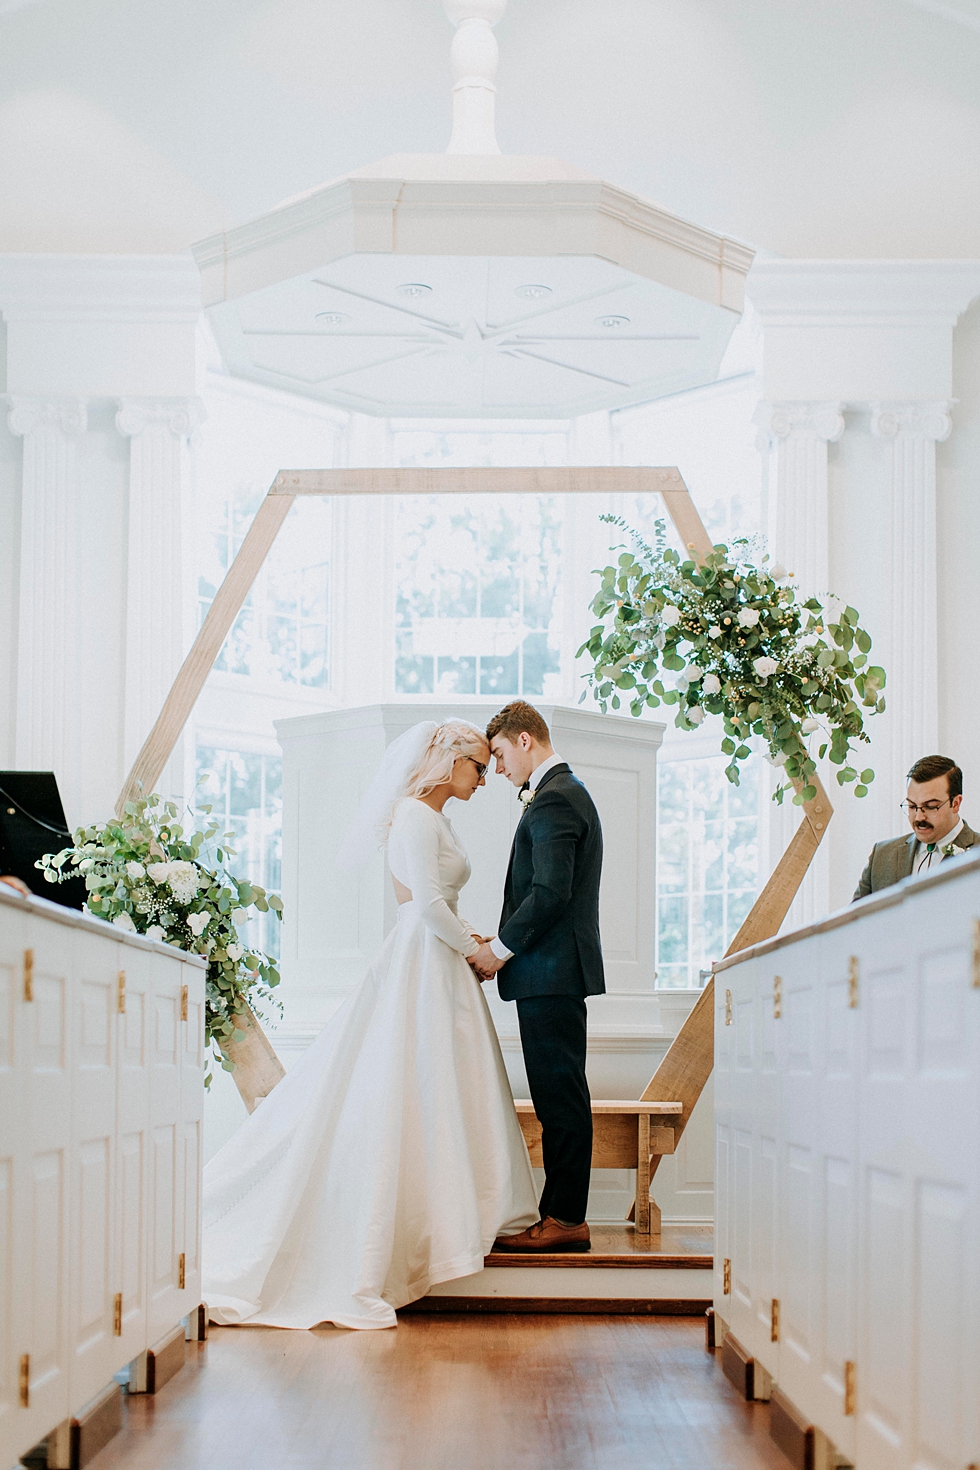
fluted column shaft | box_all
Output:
[757,402,844,927]
[116,398,204,785]
[8,397,88,811]
[759,401,845,597]
[871,400,952,783]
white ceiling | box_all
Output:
[1,0,979,258]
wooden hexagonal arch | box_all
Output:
[115,467,832,1118]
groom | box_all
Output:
[469,701,604,1254]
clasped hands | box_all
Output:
[467,936,505,981]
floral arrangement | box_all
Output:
[578,518,886,805]
[37,793,282,1083]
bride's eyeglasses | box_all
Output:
[468,758,488,778]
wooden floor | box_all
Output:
[89,1315,790,1470]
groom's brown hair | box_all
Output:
[486,700,550,745]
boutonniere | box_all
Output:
[518,787,535,811]
[941,841,957,858]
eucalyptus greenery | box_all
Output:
[578,517,886,805]
[36,793,282,1084]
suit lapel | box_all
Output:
[901,834,916,878]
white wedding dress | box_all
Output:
[202,796,537,1330]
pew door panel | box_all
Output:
[179,960,205,1312]
[115,944,152,1364]
[147,952,184,1341]
[67,932,119,1407]
[0,904,28,1454]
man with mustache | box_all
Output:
[854,754,976,899]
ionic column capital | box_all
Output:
[870,400,953,442]
[7,396,88,438]
[756,401,845,445]
[115,397,206,439]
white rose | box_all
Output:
[226,943,244,962]
[686,706,705,726]
[146,862,171,885]
[125,861,145,880]
[702,673,721,695]
[112,912,136,932]
[738,608,761,627]
[145,924,165,943]
[186,911,209,937]
[801,717,820,733]
[686,666,703,681]
[231,908,249,928]
[769,750,788,767]
[675,672,690,693]
[753,656,779,678]
[166,861,201,905]
[660,605,682,628]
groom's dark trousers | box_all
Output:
[497,763,604,1227]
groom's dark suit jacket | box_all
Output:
[496,763,605,1002]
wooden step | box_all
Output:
[408,1224,713,1314]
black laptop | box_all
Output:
[0,772,87,910]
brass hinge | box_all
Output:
[113,1292,122,1336]
[771,1298,780,1342]
[722,1257,731,1294]
[19,1353,29,1407]
[844,1360,856,1415]
[117,970,126,1014]
[773,975,782,1019]
[180,984,188,1021]
[724,989,732,1026]
[972,919,980,988]
[178,1252,186,1290]
[23,949,34,1003]
[848,956,860,1008]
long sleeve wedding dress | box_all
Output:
[202,797,537,1330]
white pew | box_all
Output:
[0,886,205,1469]
[713,852,980,1469]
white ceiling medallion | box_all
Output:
[192,1,754,419]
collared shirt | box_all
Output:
[490,753,566,962]
[915,816,965,874]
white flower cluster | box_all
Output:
[147,859,202,905]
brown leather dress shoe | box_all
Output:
[492,1217,591,1253]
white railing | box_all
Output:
[713,852,980,1468]
[0,886,205,1468]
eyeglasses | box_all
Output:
[901,799,951,815]
[469,758,488,778]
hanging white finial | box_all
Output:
[444,0,506,154]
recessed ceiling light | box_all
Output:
[596,315,630,328]
[515,284,552,300]
[315,311,351,325]
[396,283,432,298]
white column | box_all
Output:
[115,399,205,794]
[8,396,88,817]
[871,400,952,781]
[443,1,506,155]
[758,401,844,596]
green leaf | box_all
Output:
[860,769,875,783]
[854,785,868,797]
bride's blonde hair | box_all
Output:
[402,720,489,802]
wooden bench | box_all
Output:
[514,1099,683,1236]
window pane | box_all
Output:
[656,753,761,988]
[195,745,283,959]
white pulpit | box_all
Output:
[271,702,716,1225]
[274,703,664,1048]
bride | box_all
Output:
[202,719,538,1330]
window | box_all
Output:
[392,494,563,698]
[656,753,761,988]
[195,745,283,958]
[199,488,331,688]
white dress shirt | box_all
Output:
[914,816,964,874]
[489,753,566,962]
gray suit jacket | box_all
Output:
[853,820,978,900]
